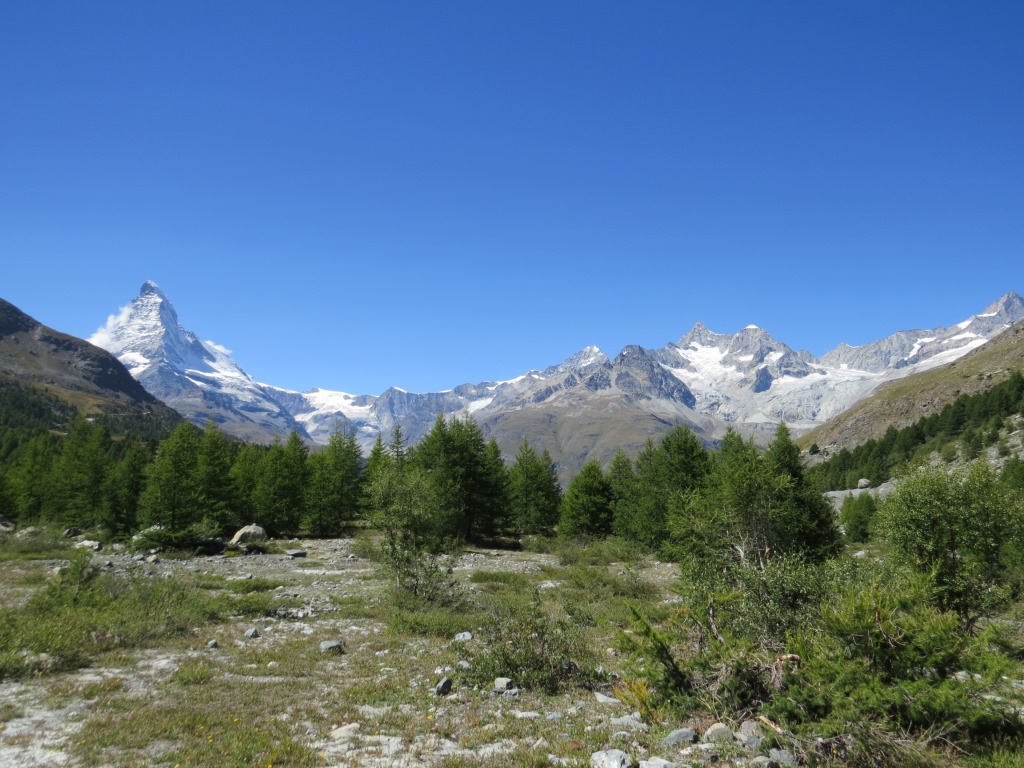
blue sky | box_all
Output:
[2,2,1021,395]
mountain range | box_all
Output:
[87,281,1024,475]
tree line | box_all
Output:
[810,369,1024,490]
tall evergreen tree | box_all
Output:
[45,415,112,528]
[252,431,308,535]
[559,460,613,538]
[101,440,151,535]
[305,430,363,536]
[195,422,237,532]
[138,421,202,531]
[508,441,562,535]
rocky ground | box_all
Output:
[0,538,810,768]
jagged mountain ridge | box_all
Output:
[91,283,1024,474]
[89,282,309,443]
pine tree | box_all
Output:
[45,415,112,528]
[305,430,363,536]
[252,431,308,535]
[508,441,562,535]
[195,422,237,532]
[559,460,613,538]
[138,421,202,531]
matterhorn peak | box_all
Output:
[139,280,167,299]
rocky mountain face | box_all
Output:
[0,296,179,430]
[91,283,1024,475]
[89,282,308,443]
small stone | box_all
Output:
[457,660,471,670]
[639,759,677,768]
[502,688,520,699]
[435,677,452,695]
[320,640,346,654]
[145,554,160,564]
[702,722,733,743]
[330,722,361,740]
[546,711,565,721]
[207,639,219,649]
[267,661,279,669]
[660,728,697,748]
[62,526,82,538]
[452,631,473,642]
[595,692,621,705]
[244,628,260,639]
[749,758,772,768]
[611,713,648,732]
[75,539,102,551]
[493,677,514,692]
[591,749,632,768]
[513,710,541,719]
[769,748,797,766]
[285,549,307,558]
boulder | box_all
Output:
[230,524,268,545]
[591,750,632,768]
[0,514,14,533]
[702,722,733,743]
[320,640,345,654]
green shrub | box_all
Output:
[466,592,599,694]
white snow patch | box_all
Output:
[947,332,981,342]
[466,397,494,414]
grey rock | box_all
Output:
[546,711,565,721]
[207,639,219,649]
[320,640,345,654]
[749,758,773,767]
[512,710,540,719]
[456,660,471,670]
[639,759,677,768]
[857,478,871,489]
[591,749,632,768]
[244,628,260,639]
[769,748,797,766]
[611,713,648,732]
[452,631,473,642]
[74,539,102,551]
[145,554,160,564]
[330,722,360,740]
[493,677,514,692]
[502,688,520,699]
[285,549,307,558]
[435,677,452,695]
[702,722,733,743]
[229,524,268,545]
[62,526,82,538]
[595,691,621,705]
[660,728,697,748]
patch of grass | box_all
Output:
[552,536,645,567]
[169,658,216,686]
[330,594,388,620]
[223,577,286,594]
[467,571,532,593]
[71,692,321,768]
[0,701,24,722]
[0,528,71,560]
[388,607,479,638]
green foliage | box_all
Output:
[558,460,613,537]
[668,426,840,566]
[811,370,1024,490]
[304,430,363,537]
[877,462,1024,628]
[0,550,227,679]
[465,592,599,694]
[629,557,1024,764]
[840,491,877,543]
[138,421,202,532]
[412,415,508,541]
[613,427,711,548]
[507,441,562,535]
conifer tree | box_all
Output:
[508,441,562,535]
[138,421,202,531]
[305,430,363,536]
[559,460,613,538]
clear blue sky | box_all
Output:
[2,2,1021,395]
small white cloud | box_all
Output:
[88,305,132,351]
[205,340,233,356]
